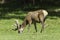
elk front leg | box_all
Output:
[33,21,37,32]
[28,21,32,32]
[28,23,31,31]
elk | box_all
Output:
[14,9,48,33]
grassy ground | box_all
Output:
[0,10,60,40]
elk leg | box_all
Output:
[33,21,37,32]
[39,14,45,33]
[40,21,44,33]
[28,21,32,32]
[28,23,31,30]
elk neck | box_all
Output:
[21,19,28,28]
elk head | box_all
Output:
[14,20,24,33]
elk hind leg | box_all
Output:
[39,15,45,33]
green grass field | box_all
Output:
[0,10,60,40]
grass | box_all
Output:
[0,10,60,40]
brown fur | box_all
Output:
[15,10,48,33]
